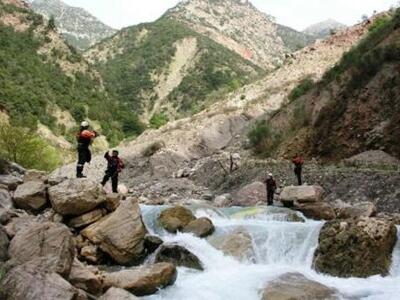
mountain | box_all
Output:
[256,11,400,161]
[165,0,286,70]
[303,19,346,39]
[85,17,264,123]
[276,24,315,52]
[0,0,143,151]
[30,0,116,50]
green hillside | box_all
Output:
[88,18,264,120]
[0,1,143,146]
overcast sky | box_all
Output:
[62,0,399,31]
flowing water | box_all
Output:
[141,205,400,300]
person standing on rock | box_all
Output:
[76,121,98,178]
[101,150,124,193]
[264,173,277,206]
[292,154,304,186]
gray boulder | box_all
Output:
[233,182,267,206]
[158,206,196,233]
[154,244,203,270]
[0,226,9,261]
[182,217,215,238]
[69,258,102,295]
[0,188,13,209]
[48,179,106,216]
[99,288,139,300]
[81,198,147,265]
[280,185,325,204]
[8,222,75,277]
[0,175,23,191]
[13,181,48,212]
[102,263,177,296]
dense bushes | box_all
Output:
[0,123,62,171]
[150,113,169,129]
[247,120,282,156]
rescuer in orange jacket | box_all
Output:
[292,154,304,186]
[76,121,98,178]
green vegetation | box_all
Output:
[0,5,144,146]
[95,18,263,118]
[288,77,314,101]
[0,122,62,171]
[150,112,169,129]
[247,120,282,156]
[276,24,315,52]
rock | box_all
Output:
[4,215,37,237]
[232,182,266,206]
[81,198,147,265]
[214,229,255,262]
[214,193,233,207]
[182,217,215,238]
[344,150,400,167]
[154,244,203,270]
[280,185,325,205]
[99,288,139,300]
[144,234,163,254]
[13,181,48,212]
[80,245,101,264]
[334,200,377,219]
[295,202,336,220]
[23,170,48,182]
[104,193,121,212]
[8,222,75,277]
[261,273,339,300]
[48,178,106,216]
[0,174,23,191]
[158,206,196,233]
[1,259,78,300]
[69,259,102,295]
[0,188,13,209]
[102,263,177,296]
[0,226,9,261]
[68,209,105,228]
[314,217,398,277]
[47,175,68,186]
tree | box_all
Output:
[47,16,56,31]
[0,122,61,171]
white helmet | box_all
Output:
[268,173,273,177]
[81,121,89,128]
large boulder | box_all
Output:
[69,259,102,295]
[102,263,177,296]
[68,209,105,229]
[261,273,339,300]
[154,244,203,270]
[0,174,23,191]
[144,234,163,254]
[214,229,255,262]
[280,185,325,205]
[0,226,9,261]
[99,288,139,300]
[23,170,48,182]
[1,259,78,300]
[0,188,13,209]
[8,222,75,277]
[314,217,398,277]
[13,181,48,212]
[182,217,215,238]
[295,202,336,221]
[81,198,147,265]
[48,179,106,216]
[4,215,37,238]
[232,182,266,206]
[334,200,377,219]
[158,206,196,233]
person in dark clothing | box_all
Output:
[292,154,304,186]
[101,150,124,193]
[76,121,98,178]
[264,173,277,206]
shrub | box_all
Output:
[369,15,392,32]
[288,77,314,101]
[247,120,283,156]
[149,113,169,129]
[141,141,165,157]
[0,123,62,171]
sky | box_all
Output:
[62,0,400,31]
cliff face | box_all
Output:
[30,0,116,50]
[166,0,286,70]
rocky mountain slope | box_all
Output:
[0,0,143,151]
[29,0,116,51]
[85,18,264,123]
[303,19,346,39]
[259,10,400,161]
[165,0,286,69]
[276,24,315,52]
